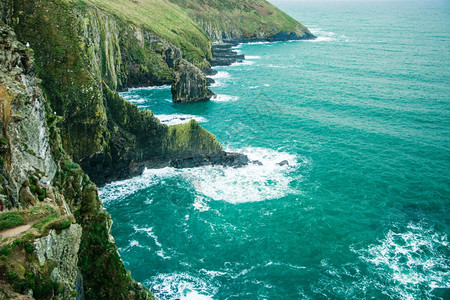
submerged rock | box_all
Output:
[251,160,263,166]
[172,59,214,103]
[277,160,289,166]
[206,77,215,86]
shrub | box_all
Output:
[29,185,37,194]
[6,271,18,282]
[0,211,25,231]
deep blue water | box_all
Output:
[100,0,450,298]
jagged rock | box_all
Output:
[168,152,249,169]
[19,185,35,207]
[0,24,56,209]
[211,43,245,66]
[0,21,151,299]
[34,224,83,300]
[206,77,215,86]
[277,160,289,166]
[251,160,263,166]
[172,59,214,103]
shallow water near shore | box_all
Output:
[100,0,450,298]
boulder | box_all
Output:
[171,59,214,103]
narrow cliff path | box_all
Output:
[0,224,32,238]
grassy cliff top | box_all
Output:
[69,0,311,64]
[168,0,312,40]
[72,0,212,63]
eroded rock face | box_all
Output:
[172,59,214,103]
[0,24,56,209]
[0,22,151,299]
[34,224,83,300]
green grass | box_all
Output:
[65,0,310,66]
[168,0,311,40]
[0,211,26,231]
[165,119,223,156]
[69,0,212,64]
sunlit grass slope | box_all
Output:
[76,0,212,62]
[168,0,312,40]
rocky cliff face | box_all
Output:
[34,224,83,300]
[0,23,56,210]
[200,20,315,44]
[0,22,151,299]
[172,59,214,103]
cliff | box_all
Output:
[1,0,228,186]
[168,0,315,43]
[0,23,151,299]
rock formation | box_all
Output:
[172,59,214,103]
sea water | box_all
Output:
[99,0,450,298]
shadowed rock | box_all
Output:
[172,59,214,103]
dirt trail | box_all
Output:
[0,224,32,238]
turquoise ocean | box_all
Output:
[99,0,450,298]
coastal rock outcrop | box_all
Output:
[4,0,232,187]
[172,59,214,103]
[211,44,245,67]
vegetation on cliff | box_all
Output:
[78,0,212,67]
[169,0,314,42]
[3,0,225,186]
[0,22,151,299]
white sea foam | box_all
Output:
[246,41,272,45]
[209,71,230,80]
[156,114,208,125]
[309,36,336,42]
[231,60,254,66]
[147,273,215,300]
[99,167,177,203]
[130,240,141,248]
[352,222,450,299]
[121,94,146,103]
[127,85,171,91]
[245,55,262,59]
[185,147,303,204]
[100,147,306,205]
[208,71,230,87]
[193,196,210,212]
[307,27,338,42]
[210,94,239,102]
[267,64,290,69]
[134,225,170,259]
